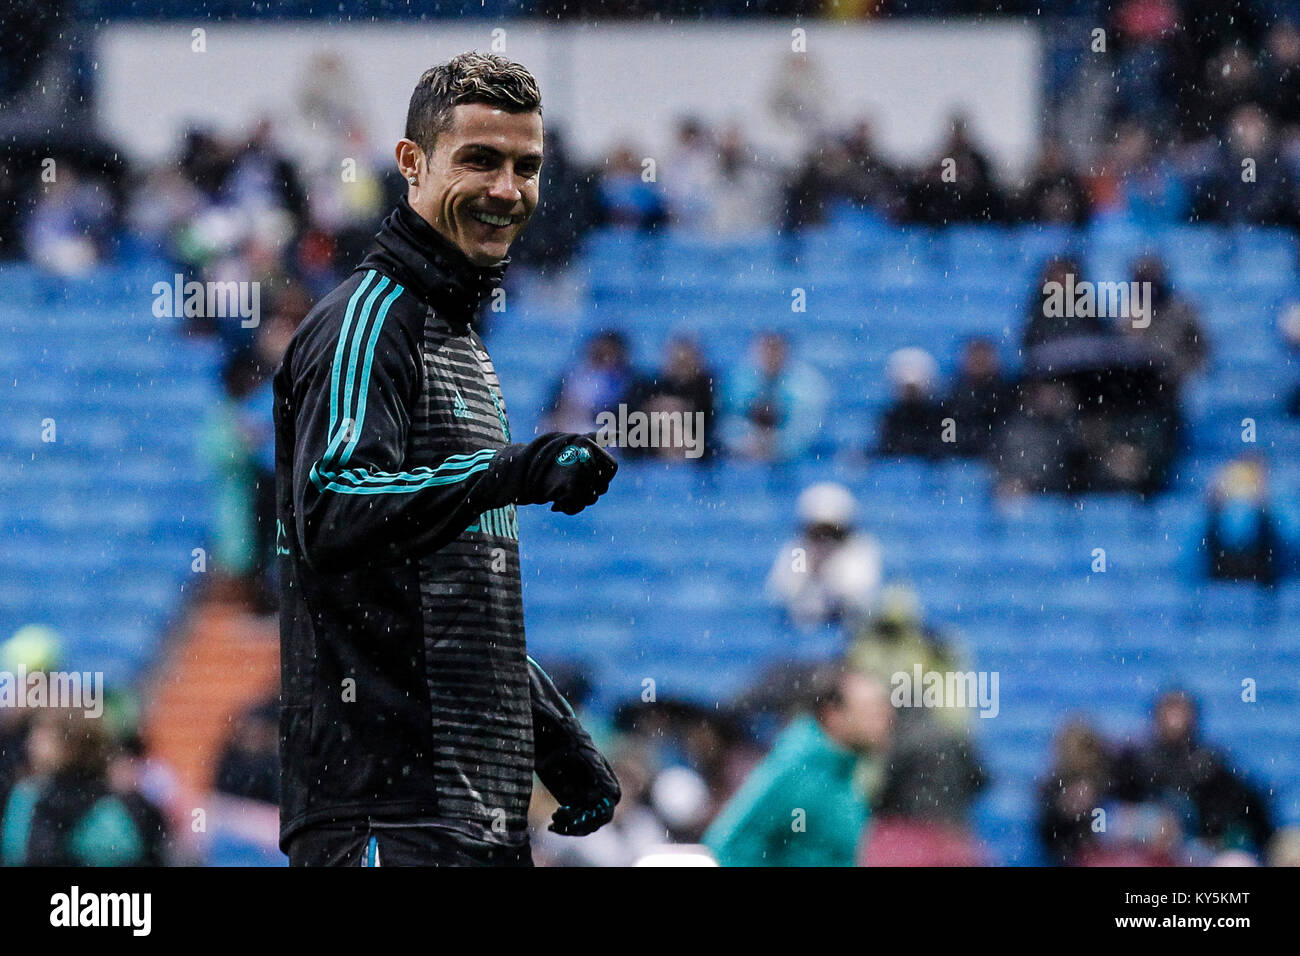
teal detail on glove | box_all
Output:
[555,444,592,466]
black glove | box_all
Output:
[489,432,618,515]
[529,656,620,836]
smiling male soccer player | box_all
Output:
[274,53,620,867]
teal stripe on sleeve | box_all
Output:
[309,448,496,495]
[314,457,494,495]
[327,270,377,447]
[341,281,405,467]
[325,274,391,468]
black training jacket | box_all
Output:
[274,199,539,850]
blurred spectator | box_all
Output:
[1020,292,1181,495]
[0,707,26,798]
[108,732,178,856]
[1281,302,1300,416]
[1267,826,1300,867]
[647,763,714,843]
[222,118,306,224]
[299,125,390,273]
[543,330,641,435]
[201,312,294,612]
[1037,720,1117,866]
[670,709,761,827]
[23,167,116,275]
[0,707,169,866]
[780,134,851,232]
[201,354,262,603]
[1117,254,1208,394]
[766,51,830,142]
[1099,122,1190,227]
[661,117,718,228]
[595,144,668,230]
[1114,690,1275,858]
[126,165,206,259]
[624,335,717,462]
[1260,20,1300,129]
[860,705,988,867]
[1170,0,1269,137]
[941,337,1013,458]
[1195,104,1297,226]
[1186,45,1262,141]
[214,697,279,804]
[876,347,945,459]
[721,331,829,462]
[1108,0,1180,128]
[1017,142,1091,226]
[294,51,368,159]
[178,126,235,202]
[1076,801,1186,866]
[710,123,781,234]
[610,698,761,837]
[1080,254,1203,494]
[903,113,1007,224]
[1203,457,1282,587]
[1018,262,1180,495]
[1084,396,1179,496]
[847,585,968,734]
[782,121,905,232]
[990,379,1089,497]
[1022,256,1108,351]
[0,626,61,796]
[767,482,884,632]
[704,667,892,867]
[842,118,906,221]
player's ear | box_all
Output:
[395,138,425,181]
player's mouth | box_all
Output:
[470,210,522,230]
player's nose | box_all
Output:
[486,168,522,204]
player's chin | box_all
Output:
[466,233,516,265]
[463,215,525,262]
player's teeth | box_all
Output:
[474,213,511,226]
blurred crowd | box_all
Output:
[14,0,1300,252]
[527,622,1292,866]
[3,561,1293,867]
[1038,691,1282,866]
[23,3,1300,268]
[0,629,177,866]
[876,250,1208,498]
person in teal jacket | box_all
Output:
[721,331,830,462]
[704,668,892,867]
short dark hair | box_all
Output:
[405,52,542,158]
[802,663,850,721]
